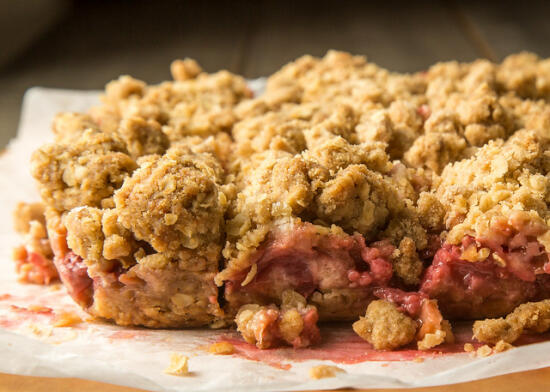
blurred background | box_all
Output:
[1,0,550,148]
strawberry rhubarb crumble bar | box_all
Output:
[12,52,550,351]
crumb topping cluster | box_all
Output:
[14,50,550,351]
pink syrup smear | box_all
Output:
[0,290,82,331]
[215,322,550,369]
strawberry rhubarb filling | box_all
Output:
[223,222,394,319]
[421,213,550,319]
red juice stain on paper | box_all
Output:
[216,322,550,369]
[109,331,141,340]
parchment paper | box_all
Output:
[1,87,550,392]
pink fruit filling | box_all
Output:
[225,222,394,303]
[54,252,93,308]
[421,216,550,319]
[374,287,426,318]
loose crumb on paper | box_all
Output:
[27,305,53,313]
[476,345,493,358]
[164,353,189,376]
[494,340,514,353]
[309,365,346,380]
[464,343,475,353]
[208,342,235,355]
[53,311,83,327]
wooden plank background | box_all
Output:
[2,0,550,149]
[1,0,550,390]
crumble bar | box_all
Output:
[12,51,550,351]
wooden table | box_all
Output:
[1,0,550,148]
[2,366,550,392]
[1,1,550,390]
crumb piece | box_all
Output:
[416,300,454,350]
[353,300,417,350]
[476,345,493,357]
[53,311,83,327]
[208,342,235,355]
[393,237,423,285]
[494,340,514,353]
[27,305,53,313]
[164,353,189,376]
[413,357,424,363]
[473,299,550,344]
[235,290,321,349]
[170,58,202,81]
[309,365,346,379]
[417,329,446,351]
[464,343,475,353]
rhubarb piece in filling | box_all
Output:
[421,214,550,319]
[235,290,321,349]
[12,202,58,284]
[222,221,394,320]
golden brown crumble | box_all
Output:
[207,342,235,355]
[353,298,453,351]
[309,365,346,379]
[10,51,550,347]
[473,299,550,344]
[53,311,83,327]
[463,343,475,353]
[164,353,189,376]
[352,300,417,350]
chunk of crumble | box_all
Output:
[164,353,189,376]
[208,342,235,355]
[309,365,346,380]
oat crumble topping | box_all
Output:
[12,50,550,352]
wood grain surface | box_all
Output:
[2,0,550,148]
[1,1,550,390]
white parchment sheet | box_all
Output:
[1,87,550,392]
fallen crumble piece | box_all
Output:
[208,342,235,355]
[309,365,346,380]
[353,293,454,351]
[235,290,321,349]
[476,345,493,358]
[12,202,58,284]
[464,343,475,353]
[473,299,550,344]
[352,300,417,350]
[467,340,513,358]
[53,311,83,327]
[494,340,514,353]
[164,353,189,376]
